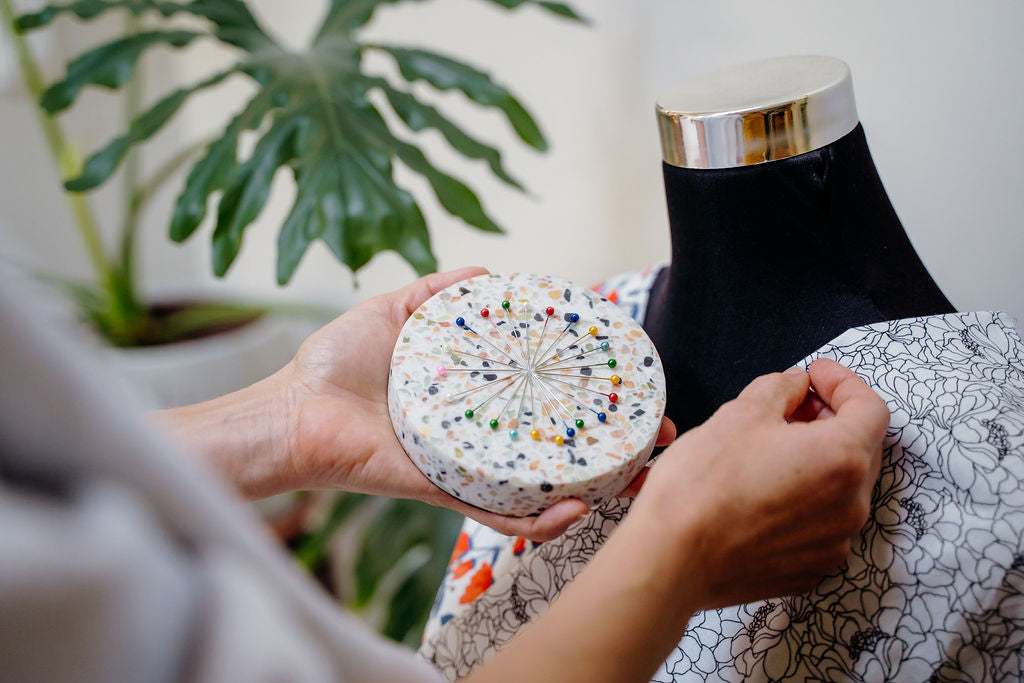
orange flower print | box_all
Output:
[458,563,493,604]
[449,531,470,567]
[512,536,527,555]
[452,559,474,579]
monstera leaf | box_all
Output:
[17,0,582,282]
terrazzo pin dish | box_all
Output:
[387,273,666,516]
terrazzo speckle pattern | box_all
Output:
[387,273,666,516]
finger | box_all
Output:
[616,467,649,498]
[391,266,489,321]
[449,496,588,542]
[655,417,677,446]
[736,367,811,420]
[787,391,836,423]
[807,359,889,436]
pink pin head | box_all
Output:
[436,366,447,377]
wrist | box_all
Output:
[154,363,304,499]
[466,495,704,683]
[620,477,717,609]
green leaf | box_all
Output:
[293,493,370,569]
[14,1,188,32]
[315,0,402,38]
[40,29,200,113]
[536,1,587,21]
[275,161,331,284]
[373,79,523,190]
[327,152,397,272]
[375,45,548,151]
[352,498,461,642]
[14,0,276,49]
[475,0,586,21]
[391,190,438,276]
[169,85,277,242]
[185,0,273,52]
[65,67,235,192]
[349,104,504,234]
[211,109,304,276]
[277,120,437,281]
[393,141,504,234]
[329,146,437,277]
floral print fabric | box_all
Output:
[420,267,1024,682]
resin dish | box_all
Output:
[387,273,666,516]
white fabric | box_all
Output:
[0,276,443,683]
[421,268,1024,682]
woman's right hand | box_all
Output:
[463,358,889,683]
[629,358,889,611]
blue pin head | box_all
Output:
[597,412,607,422]
[566,427,576,438]
[455,316,465,327]
[569,313,580,323]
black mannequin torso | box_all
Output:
[644,124,954,432]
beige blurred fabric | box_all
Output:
[0,275,443,683]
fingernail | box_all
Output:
[784,366,805,375]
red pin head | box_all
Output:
[608,392,618,403]
[480,308,489,318]
[545,306,554,317]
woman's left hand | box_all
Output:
[160,267,675,542]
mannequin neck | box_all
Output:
[645,124,953,431]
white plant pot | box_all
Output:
[102,312,324,520]
[103,314,317,411]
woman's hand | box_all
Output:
[465,359,889,683]
[630,359,889,609]
[158,267,674,542]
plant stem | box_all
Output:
[0,0,111,285]
[118,10,142,306]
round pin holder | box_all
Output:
[387,272,666,516]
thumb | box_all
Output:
[736,367,811,420]
[391,267,490,321]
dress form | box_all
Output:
[644,56,954,432]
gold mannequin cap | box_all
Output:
[656,55,859,169]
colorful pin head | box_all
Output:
[489,418,499,429]
[575,418,585,429]
[465,409,475,419]
[607,359,617,368]
[597,412,607,422]
[566,427,576,437]
[569,313,580,323]
[554,435,565,446]
[608,392,618,403]
[437,365,447,377]
[600,341,610,351]
[502,300,511,310]
[455,317,465,327]
[588,325,598,336]
[480,308,489,318]
[545,306,555,317]
[610,375,621,385]
[509,429,519,440]
[530,429,540,440]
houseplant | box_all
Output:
[4,0,581,345]
[3,0,582,644]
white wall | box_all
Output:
[2,0,1022,322]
